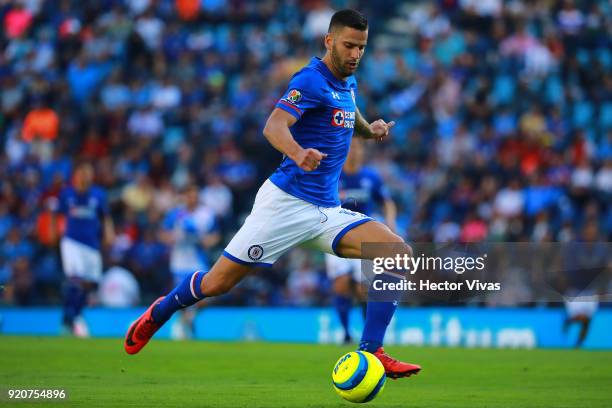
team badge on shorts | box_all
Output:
[285,89,302,104]
[248,245,264,261]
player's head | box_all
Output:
[325,9,368,78]
[343,137,365,173]
[184,183,200,209]
[73,162,94,192]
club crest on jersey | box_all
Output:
[248,245,264,261]
[284,89,302,105]
[331,109,355,128]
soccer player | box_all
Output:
[160,184,220,338]
[326,137,397,344]
[50,162,114,336]
[562,221,608,348]
[125,9,421,379]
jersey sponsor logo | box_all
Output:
[332,109,345,126]
[248,245,264,261]
[69,206,96,219]
[331,91,340,100]
[331,109,355,128]
[284,89,302,104]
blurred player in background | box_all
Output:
[326,138,397,343]
[562,221,609,348]
[160,184,220,339]
[50,162,114,336]
[125,9,421,379]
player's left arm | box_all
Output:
[200,218,221,250]
[372,172,398,233]
[354,106,395,141]
[103,216,115,247]
[201,231,221,249]
[99,190,115,247]
[382,198,398,233]
[198,212,221,249]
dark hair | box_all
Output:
[328,9,368,33]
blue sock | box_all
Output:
[75,285,88,316]
[62,281,84,327]
[152,271,206,324]
[334,295,352,340]
[359,300,397,352]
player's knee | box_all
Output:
[333,275,352,296]
[385,232,413,257]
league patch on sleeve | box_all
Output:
[284,89,302,104]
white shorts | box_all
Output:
[565,298,599,318]
[325,254,363,281]
[60,237,103,282]
[224,179,372,266]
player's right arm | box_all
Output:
[47,190,67,244]
[265,70,327,172]
[159,210,177,246]
[263,108,327,172]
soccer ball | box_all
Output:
[332,351,386,403]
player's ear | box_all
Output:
[324,33,333,52]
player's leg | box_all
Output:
[60,238,100,336]
[350,258,368,320]
[61,278,87,334]
[575,315,591,348]
[125,256,252,354]
[60,238,83,333]
[334,220,421,378]
[564,298,598,348]
[326,254,354,343]
[333,275,353,343]
[125,179,313,354]
[167,271,199,340]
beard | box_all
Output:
[331,44,357,77]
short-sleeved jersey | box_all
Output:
[58,185,109,250]
[162,205,217,274]
[339,167,390,216]
[269,57,357,207]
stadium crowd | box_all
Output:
[0,0,610,307]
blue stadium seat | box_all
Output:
[600,102,612,129]
[492,75,515,106]
[545,75,564,105]
[572,101,594,128]
[597,47,611,69]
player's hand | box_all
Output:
[292,148,327,172]
[370,119,395,141]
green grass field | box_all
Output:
[1,336,611,407]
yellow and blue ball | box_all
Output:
[332,351,386,403]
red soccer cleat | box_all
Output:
[373,347,421,379]
[124,297,164,355]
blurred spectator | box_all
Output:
[285,251,321,306]
[21,98,59,163]
[7,257,35,306]
[122,173,154,214]
[98,265,140,307]
[4,3,34,39]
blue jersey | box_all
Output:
[269,57,357,207]
[162,205,217,274]
[339,167,390,216]
[59,185,109,250]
